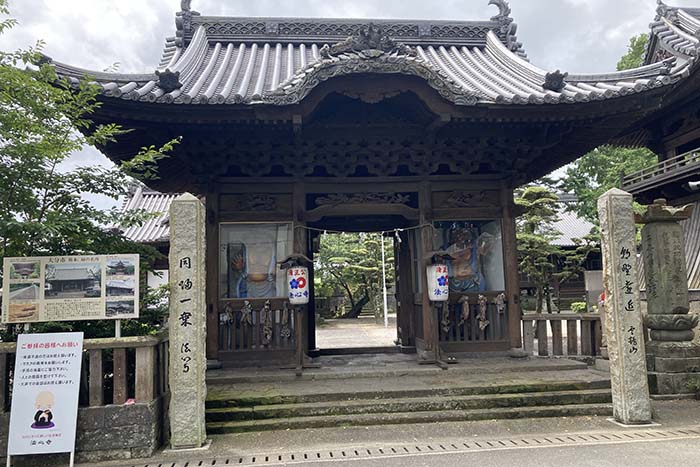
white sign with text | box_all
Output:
[7,332,84,456]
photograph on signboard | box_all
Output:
[9,261,40,280]
[106,299,136,317]
[106,258,136,276]
[106,278,136,297]
[8,303,39,322]
[44,262,102,300]
[9,283,41,301]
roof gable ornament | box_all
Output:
[176,0,200,47]
[656,0,679,23]
[543,70,569,92]
[489,0,513,25]
[320,23,415,59]
[156,69,183,93]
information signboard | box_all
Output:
[2,255,139,324]
[7,332,84,459]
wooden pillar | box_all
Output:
[397,230,415,348]
[205,191,220,360]
[113,348,128,404]
[419,181,437,361]
[501,186,522,349]
[0,353,7,413]
[567,320,579,356]
[136,346,155,402]
[89,349,104,407]
[551,320,563,356]
[293,182,311,353]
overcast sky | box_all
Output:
[3,0,698,204]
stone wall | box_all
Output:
[1,398,165,465]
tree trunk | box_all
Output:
[341,292,371,319]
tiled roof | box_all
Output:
[48,1,690,108]
[51,268,93,281]
[118,185,176,244]
[648,2,700,61]
[552,209,595,247]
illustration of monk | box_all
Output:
[31,391,55,429]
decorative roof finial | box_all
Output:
[489,0,513,24]
[543,70,568,92]
[156,69,182,93]
[181,0,192,12]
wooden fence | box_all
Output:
[0,333,169,412]
[622,147,700,193]
[521,313,602,357]
[218,299,296,352]
[438,292,509,344]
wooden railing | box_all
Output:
[438,292,508,344]
[0,333,169,412]
[219,299,296,352]
[521,313,602,357]
[622,148,700,193]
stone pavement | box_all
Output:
[84,398,700,467]
[315,316,397,349]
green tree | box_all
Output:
[617,34,649,71]
[561,34,657,224]
[315,233,394,319]
[515,187,562,313]
[0,0,178,339]
[560,146,656,224]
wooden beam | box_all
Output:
[206,191,220,360]
[551,320,563,356]
[136,346,155,402]
[112,348,128,404]
[89,349,104,407]
[537,320,548,356]
[501,187,522,349]
[0,353,7,413]
[419,181,437,362]
[567,320,579,356]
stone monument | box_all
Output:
[169,193,207,449]
[598,188,652,425]
[638,199,700,395]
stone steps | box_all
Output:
[207,403,613,434]
[206,389,612,423]
[206,379,611,408]
[205,372,612,433]
[207,357,589,384]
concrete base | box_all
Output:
[164,439,212,454]
[606,418,661,428]
[646,341,700,395]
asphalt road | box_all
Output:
[268,438,699,467]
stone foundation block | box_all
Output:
[648,372,695,395]
[1,398,164,464]
[653,357,700,373]
[647,341,700,358]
